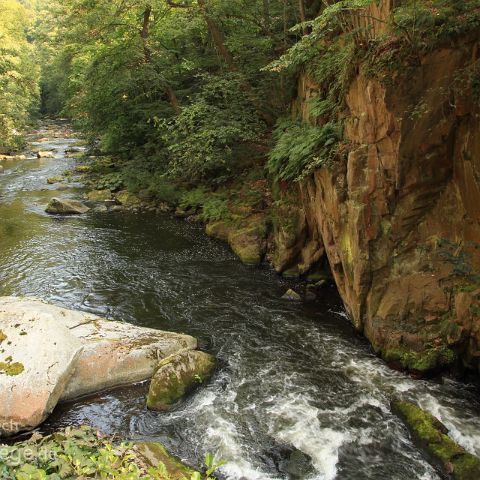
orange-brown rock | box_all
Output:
[281,34,480,375]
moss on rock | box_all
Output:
[115,190,141,206]
[392,400,480,480]
[383,345,456,375]
[136,442,197,480]
[205,220,233,242]
[227,216,268,266]
[86,189,112,201]
[147,350,215,411]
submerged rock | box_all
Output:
[282,289,302,301]
[147,350,215,411]
[0,297,199,435]
[392,400,480,480]
[46,197,90,214]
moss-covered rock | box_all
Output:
[136,442,197,480]
[47,176,63,184]
[86,189,112,202]
[383,345,456,375]
[74,164,91,173]
[282,289,301,301]
[205,220,234,242]
[46,197,90,215]
[147,350,215,411]
[392,400,480,480]
[229,225,266,265]
[115,190,141,207]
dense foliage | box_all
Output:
[0,0,40,152]
[36,0,321,185]
[2,0,479,181]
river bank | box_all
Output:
[1,121,480,479]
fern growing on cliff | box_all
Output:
[267,119,343,181]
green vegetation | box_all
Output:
[392,400,480,480]
[267,120,343,181]
[0,426,223,479]
[0,0,40,152]
[3,0,479,185]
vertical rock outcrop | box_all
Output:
[281,33,480,375]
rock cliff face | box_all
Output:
[277,34,480,375]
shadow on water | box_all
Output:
[1,125,480,479]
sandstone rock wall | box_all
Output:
[281,33,480,375]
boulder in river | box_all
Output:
[392,400,480,480]
[0,297,200,436]
[0,303,83,437]
[37,151,55,159]
[46,197,90,214]
[282,289,302,301]
[0,154,26,161]
[147,350,215,411]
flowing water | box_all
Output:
[1,122,480,480]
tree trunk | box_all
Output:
[197,0,236,70]
[262,0,271,33]
[141,4,152,63]
[141,4,180,114]
[298,0,309,35]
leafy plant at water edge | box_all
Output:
[179,188,230,221]
[0,426,225,480]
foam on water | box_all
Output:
[266,393,348,480]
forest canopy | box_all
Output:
[1,0,479,185]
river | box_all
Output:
[1,122,479,480]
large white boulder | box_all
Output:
[0,300,83,436]
[61,311,197,400]
[0,297,198,436]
